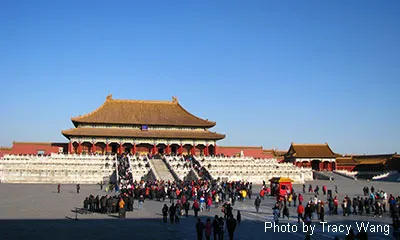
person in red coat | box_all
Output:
[297,203,304,223]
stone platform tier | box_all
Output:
[0,153,115,184]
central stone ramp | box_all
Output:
[148,158,175,181]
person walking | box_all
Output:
[205,218,212,240]
[76,184,80,194]
[193,199,200,217]
[226,215,237,240]
[236,210,241,224]
[254,196,261,213]
[195,218,205,240]
[212,215,220,240]
[57,184,61,193]
[169,203,176,224]
[138,194,144,210]
[162,204,168,223]
[297,203,304,223]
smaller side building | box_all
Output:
[336,153,400,172]
[283,143,337,171]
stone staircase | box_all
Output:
[149,158,175,181]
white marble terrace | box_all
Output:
[0,153,115,184]
[196,156,313,184]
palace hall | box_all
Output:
[61,95,225,156]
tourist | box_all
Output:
[159,204,167,223]
[273,206,280,224]
[200,195,205,211]
[254,196,261,213]
[206,195,212,212]
[138,194,144,210]
[169,203,176,224]
[57,184,61,193]
[195,218,205,240]
[218,216,225,240]
[314,185,319,195]
[236,210,241,224]
[345,228,355,240]
[118,197,125,217]
[205,218,212,240]
[356,227,368,240]
[298,193,304,205]
[212,215,220,240]
[175,203,180,224]
[293,192,297,206]
[193,199,200,217]
[282,204,289,219]
[184,199,190,217]
[297,203,304,223]
[320,203,325,222]
[288,193,293,206]
[226,215,237,240]
[333,196,339,214]
[259,188,265,199]
[214,194,220,208]
[76,184,80,194]
[358,196,364,215]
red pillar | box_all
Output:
[106,143,109,154]
[68,141,72,154]
[179,144,183,155]
[133,143,136,155]
[92,143,96,153]
[319,162,324,171]
[119,143,123,154]
[205,144,209,156]
[152,144,157,155]
[191,146,195,155]
[214,143,218,155]
[166,144,171,154]
[327,162,332,171]
[78,142,82,154]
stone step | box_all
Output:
[149,159,175,181]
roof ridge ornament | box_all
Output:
[106,94,113,101]
[172,96,178,103]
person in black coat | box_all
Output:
[254,196,261,213]
[169,203,176,224]
[226,215,237,240]
[320,205,325,222]
[162,204,168,223]
[195,218,205,240]
[184,200,190,217]
[212,215,220,240]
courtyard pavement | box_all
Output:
[0,175,398,239]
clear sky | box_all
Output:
[0,1,399,154]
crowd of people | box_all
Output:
[76,153,400,239]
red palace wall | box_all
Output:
[0,142,67,156]
[217,146,274,158]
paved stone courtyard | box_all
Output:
[0,175,398,239]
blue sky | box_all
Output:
[0,1,399,154]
